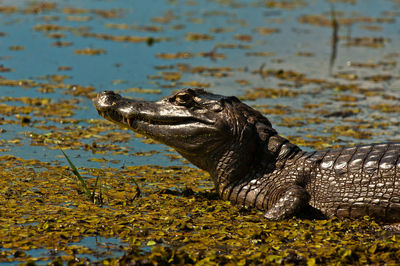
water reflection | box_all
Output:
[329,5,339,75]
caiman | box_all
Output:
[94,88,400,224]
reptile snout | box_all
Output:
[97,90,117,99]
[95,90,122,107]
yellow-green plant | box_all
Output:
[60,148,102,204]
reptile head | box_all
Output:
[94,88,279,179]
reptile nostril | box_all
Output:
[97,91,114,99]
[101,90,115,96]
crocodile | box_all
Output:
[94,88,400,223]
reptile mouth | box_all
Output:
[94,91,215,135]
[97,109,209,128]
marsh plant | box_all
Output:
[60,148,103,205]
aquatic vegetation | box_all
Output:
[60,148,105,204]
[1,155,400,264]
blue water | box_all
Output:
[0,0,399,165]
[0,236,128,265]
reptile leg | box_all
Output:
[382,223,400,232]
[264,185,310,220]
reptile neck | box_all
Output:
[212,133,304,209]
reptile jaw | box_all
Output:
[94,91,217,137]
[97,106,211,130]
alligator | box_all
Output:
[94,88,400,224]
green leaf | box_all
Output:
[60,148,91,198]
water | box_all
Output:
[0,0,399,167]
[0,236,128,265]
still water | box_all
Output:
[0,0,399,168]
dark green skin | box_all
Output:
[94,88,400,223]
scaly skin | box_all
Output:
[94,89,400,223]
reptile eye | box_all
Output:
[175,92,193,105]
